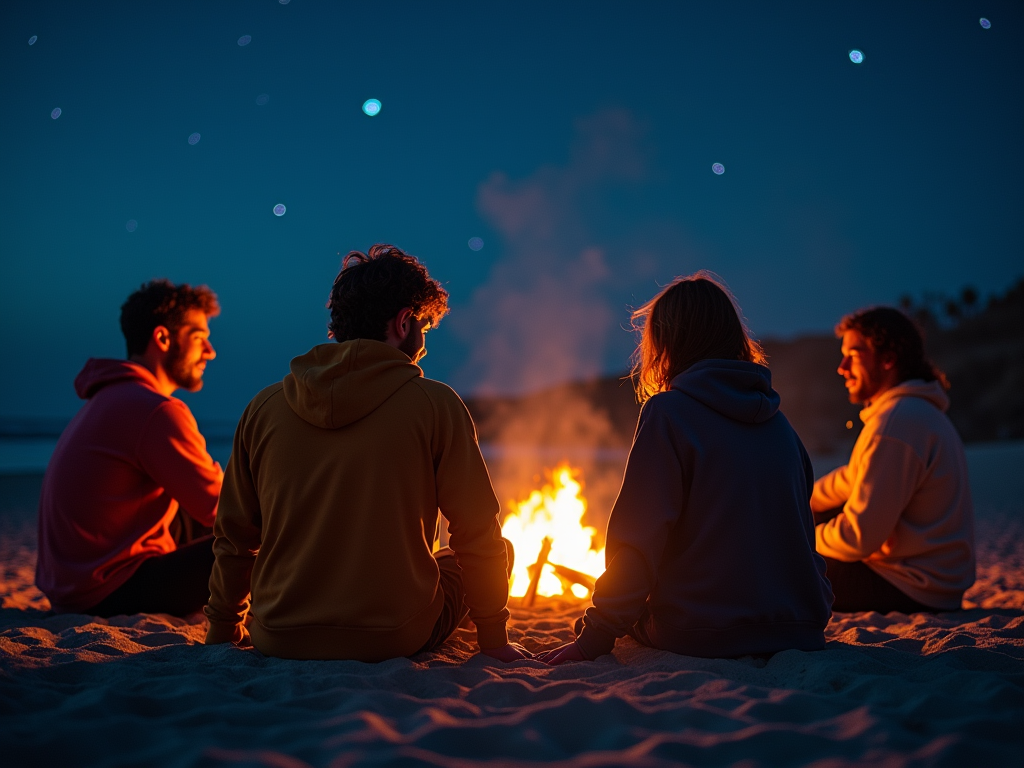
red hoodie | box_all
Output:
[36,359,223,612]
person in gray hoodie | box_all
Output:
[541,273,833,663]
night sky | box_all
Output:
[2,1,1022,423]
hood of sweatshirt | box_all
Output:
[283,340,422,429]
[860,378,950,423]
[669,359,780,424]
[74,359,161,400]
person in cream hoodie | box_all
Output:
[813,307,974,613]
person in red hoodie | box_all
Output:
[35,279,223,617]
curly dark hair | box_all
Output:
[120,279,220,357]
[836,307,949,390]
[326,244,449,342]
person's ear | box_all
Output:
[880,352,897,371]
[151,325,172,354]
[394,307,414,339]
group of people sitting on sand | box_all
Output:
[35,244,975,663]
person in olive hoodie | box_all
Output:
[541,272,833,664]
[205,244,529,663]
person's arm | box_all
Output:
[137,400,223,526]
[574,398,685,660]
[431,387,511,653]
[810,463,853,513]
[204,411,262,645]
[815,435,924,561]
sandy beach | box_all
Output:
[2,443,1023,767]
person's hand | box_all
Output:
[480,642,534,662]
[536,640,587,665]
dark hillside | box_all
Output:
[466,278,1024,452]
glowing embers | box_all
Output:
[188,132,201,145]
[256,94,270,106]
[125,220,138,233]
[468,237,484,251]
[28,35,37,45]
[273,204,286,216]
[50,108,61,120]
[849,49,865,64]
[501,464,605,602]
[979,18,991,29]
[712,163,725,175]
[362,99,382,117]
[238,35,252,46]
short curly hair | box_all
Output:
[326,244,449,342]
[836,307,949,390]
[120,279,220,357]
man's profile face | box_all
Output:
[167,309,216,392]
[838,329,888,405]
[399,317,430,364]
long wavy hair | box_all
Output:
[631,272,766,403]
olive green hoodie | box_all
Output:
[205,340,510,660]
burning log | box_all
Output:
[502,464,605,601]
[550,563,596,594]
[522,537,552,607]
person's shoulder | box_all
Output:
[409,378,476,424]
[242,381,286,420]
[641,389,688,418]
[410,377,466,405]
[878,392,948,436]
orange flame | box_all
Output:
[501,464,605,599]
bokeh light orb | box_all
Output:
[28,35,37,45]
[712,162,725,175]
[256,93,270,105]
[126,220,138,233]
[979,18,991,29]
[50,107,61,120]
[468,237,484,251]
[188,132,201,145]
[238,35,251,46]
[279,0,291,4]
[273,204,287,217]
[362,99,382,117]
[849,49,865,64]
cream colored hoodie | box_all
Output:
[812,380,975,610]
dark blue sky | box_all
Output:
[2,1,1022,421]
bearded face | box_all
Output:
[166,310,215,392]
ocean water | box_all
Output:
[2,417,1021,515]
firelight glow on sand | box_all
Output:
[188,133,200,145]
[362,99,381,116]
[849,49,865,64]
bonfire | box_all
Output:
[501,464,605,605]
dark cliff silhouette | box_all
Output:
[466,278,1024,454]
